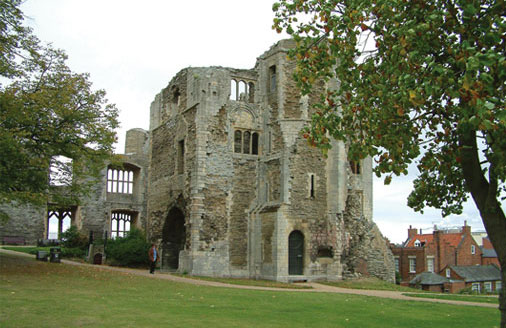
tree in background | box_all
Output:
[0,0,119,211]
[273,0,505,324]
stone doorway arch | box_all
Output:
[162,207,186,270]
[288,230,304,275]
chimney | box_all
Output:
[408,225,418,240]
[462,221,471,235]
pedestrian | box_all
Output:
[148,243,158,274]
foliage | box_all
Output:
[105,228,150,267]
[60,247,86,259]
[274,1,505,323]
[60,226,88,250]
[0,0,119,208]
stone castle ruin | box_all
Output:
[0,40,394,282]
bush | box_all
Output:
[60,226,88,249]
[61,247,87,258]
[106,228,150,267]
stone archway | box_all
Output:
[162,207,186,270]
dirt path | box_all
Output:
[0,248,497,309]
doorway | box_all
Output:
[162,207,186,270]
[288,230,304,275]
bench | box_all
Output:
[2,236,26,245]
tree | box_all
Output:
[273,0,505,324]
[0,0,119,210]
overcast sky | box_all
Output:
[21,0,488,244]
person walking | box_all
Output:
[148,243,158,274]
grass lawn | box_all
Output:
[320,277,422,292]
[403,293,499,304]
[0,253,500,328]
[172,274,312,289]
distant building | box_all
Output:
[391,222,495,285]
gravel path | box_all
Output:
[1,248,497,309]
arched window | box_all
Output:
[230,80,237,100]
[234,129,260,155]
[238,81,247,101]
[47,208,73,239]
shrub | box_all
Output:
[61,247,87,258]
[60,226,88,249]
[106,228,150,267]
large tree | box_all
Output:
[273,0,505,324]
[0,0,119,210]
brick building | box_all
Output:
[392,222,483,284]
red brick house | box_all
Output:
[392,222,483,284]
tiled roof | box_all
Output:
[405,232,463,248]
[481,248,497,258]
[409,272,454,285]
[451,265,501,282]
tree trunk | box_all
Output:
[459,130,506,327]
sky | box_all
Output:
[20,0,488,244]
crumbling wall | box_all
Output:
[342,191,395,282]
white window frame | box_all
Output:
[471,245,476,254]
[496,281,502,291]
[472,282,481,293]
[394,257,400,273]
[409,257,416,273]
[484,282,492,293]
[446,268,451,278]
[427,257,435,273]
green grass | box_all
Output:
[320,277,423,292]
[403,293,499,304]
[173,274,312,289]
[2,246,52,255]
[0,253,500,328]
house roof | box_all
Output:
[481,248,498,258]
[450,265,501,282]
[404,232,463,248]
[409,272,453,286]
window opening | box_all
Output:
[471,245,476,254]
[309,174,315,198]
[409,257,416,273]
[111,212,132,239]
[178,139,185,174]
[394,257,400,273]
[248,82,255,103]
[47,209,72,239]
[317,246,333,258]
[49,156,73,186]
[238,81,247,101]
[230,80,237,100]
[350,161,361,174]
[446,268,451,278]
[234,130,242,153]
[269,65,276,92]
[243,131,251,154]
[252,132,259,155]
[107,168,134,194]
[173,89,181,106]
[427,257,434,272]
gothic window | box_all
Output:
[111,212,132,239]
[107,168,134,194]
[230,80,238,100]
[47,208,72,239]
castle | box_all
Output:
[1,40,394,282]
